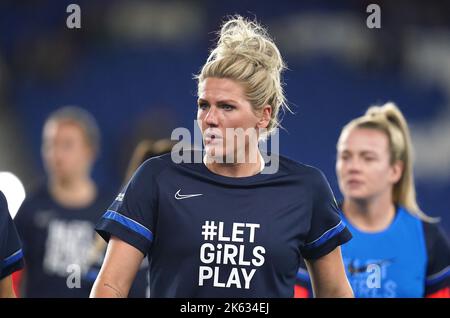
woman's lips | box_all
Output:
[204,131,222,144]
[346,179,364,188]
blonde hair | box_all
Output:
[124,138,175,182]
[196,15,290,136]
[339,102,438,223]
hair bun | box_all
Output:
[197,15,290,135]
[211,16,284,74]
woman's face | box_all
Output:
[42,120,94,182]
[336,127,402,203]
[197,77,270,162]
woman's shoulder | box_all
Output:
[137,152,175,176]
[278,154,330,183]
[397,206,440,226]
[421,218,449,246]
[14,183,49,215]
[397,206,448,242]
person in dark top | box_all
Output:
[14,106,112,297]
[91,15,353,298]
[0,191,24,298]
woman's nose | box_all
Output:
[205,106,219,126]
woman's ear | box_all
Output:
[257,105,272,129]
[390,160,404,184]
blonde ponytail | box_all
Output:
[341,102,438,223]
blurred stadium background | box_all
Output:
[0,0,449,233]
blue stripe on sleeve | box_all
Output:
[84,268,100,282]
[304,221,346,250]
[426,266,450,286]
[296,268,311,283]
[3,249,23,268]
[102,210,154,242]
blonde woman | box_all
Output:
[296,103,450,298]
[91,16,353,298]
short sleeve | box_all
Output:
[0,192,24,280]
[423,222,450,295]
[95,159,159,256]
[299,169,352,260]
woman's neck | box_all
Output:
[343,194,396,233]
[205,151,264,178]
[49,176,97,209]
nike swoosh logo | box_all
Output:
[174,189,203,200]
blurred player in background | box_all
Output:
[124,139,176,183]
[296,102,450,298]
[13,106,112,297]
[0,191,24,298]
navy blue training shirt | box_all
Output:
[14,184,149,298]
[96,151,352,297]
[0,191,24,280]
[14,185,112,297]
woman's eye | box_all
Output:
[221,104,234,111]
